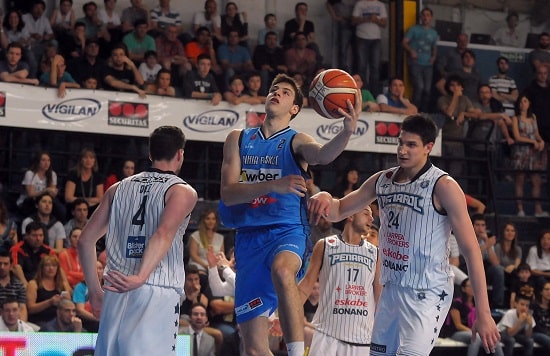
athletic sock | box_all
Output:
[286,341,305,356]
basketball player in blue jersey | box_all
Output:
[219,73,361,356]
[298,206,381,355]
[308,115,501,356]
[78,126,198,355]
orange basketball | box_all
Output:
[308,69,357,119]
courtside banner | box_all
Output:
[0,83,440,155]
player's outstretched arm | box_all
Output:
[434,176,500,354]
[298,240,325,304]
[103,183,198,292]
[295,90,361,166]
[220,130,307,205]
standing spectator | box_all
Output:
[64,147,104,214]
[376,77,418,115]
[284,32,316,81]
[0,42,38,84]
[436,33,469,81]
[352,0,387,96]
[183,303,216,356]
[497,291,535,356]
[0,298,35,332]
[120,0,150,34]
[123,19,156,64]
[58,227,84,288]
[488,56,519,117]
[22,192,66,253]
[22,0,55,66]
[402,7,438,112]
[102,43,146,97]
[26,255,72,328]
[523,65,550,144]
[10,222,56,286]
[510,95,547,217]
[149,0,182,35]
[492,12,524,48]
[257,13,279,46]
[104,159,135,190]
[40,299,83,332]
[220,2,248,47]
[532,281,550,352]
[0,251,27,321]
[63,199,89,237]
[188,208,225,278]
[218,28,253,89]
[49,0,75,39]
[192,0,223,45]
[526,230,550,286]
[253,31,287,95]
[182,53,222,105]
[472,213,505,308]
[529,32,550,72]
[326,0,357,73]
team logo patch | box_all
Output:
[385,171,393,178]
[420,180,429,188]
[126,235,145,258]
[235,297,264,316]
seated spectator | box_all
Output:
[82,75,98,89]
[64,147,104,214]
[38,42,59,76]
[64,199,89,237]
[471,84,514,145]
[1,9,38,78]
[22,192,66,253]
[155,24,191,78]
[145,68,175,96]
[58,21,86,60]
[184,26,220,74]
[291,71,309,107]
[532,281,550,352]
[447,278,504,356]
[149,0,183,35]
[0,42,39,85]
[58,227,84,288]
[220,2,248,47]
[217,28,254,89]
[303,281,319,350]
[509,263,535,309]
[492,12,524,48]
[223,74,252,105]
[67,38,107,87]
[257,13,279,46]
[465,193,486,214]
[98,0,122,46]
[10,222,56,286]
[497,290,535,356]
[49,0,75,39]
[437,49,481,102]
[206,247,235,298]
[103,43,146,97]
[39,54,80,98]
[253,31,287,95]
[494,222,522,289]
[181,302,216,355]
[526,230,550,288]
[376,77,418,115]
[40,299,83,332]
[188,208,225,279]
[331,166,360,198]
[104,159,136,190]
[22,0,56,66]
[192,0,223,46]
[73,260,102,332]
[121,0,150,34]
[243,71,267,103]
[0,251,27,321]
[0,298,35,332]
[0,200,18,250]
[16,151,63,221]
[182,53,222,105]
[138,50,161,84]
[352,73,379,112]
[26,255,72,328]
[123,19,155,64]
[488,56,519,117]
[284,31,316,81]
[529,32,550,73]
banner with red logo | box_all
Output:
[0,83,441,155]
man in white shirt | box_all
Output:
[22,0,55,64]
[0,298,36,332]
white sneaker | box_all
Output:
[517,210,525,217]
[535,211,549,217]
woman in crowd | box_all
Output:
[526,229,550,290]
[104,158,135,190]
[58,227,84,288]
[532,281,550,352]
[65,147,104,215]
[27,255,72,327]
[220,1,248,47]
[0,9,38,77]
[494,222,522,287]
[144,69,175,97]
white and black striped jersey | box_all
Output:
[376,163,454,289]
[105,168,190,294]
[312,236,378,344]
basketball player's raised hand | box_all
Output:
[338,89,361,135]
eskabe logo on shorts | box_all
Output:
[235,297,264,316]
[0,92,6,117]
[183,109,239,132]
[42,98,101,122]
[316,119,368,141]
[108,101,149,128]
[375,121,400,145]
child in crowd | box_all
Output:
[145,69,175,97]
[82,76,98,90]
[258,13,278,45]
[243,71,266,104]
[139,50,162,85]
[497,290,535,356]
[223,74,250,105]
[510,263,536,308]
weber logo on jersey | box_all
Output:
[126,235,146,258]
